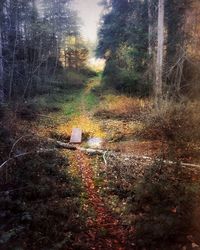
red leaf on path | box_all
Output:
[171,207,177,213]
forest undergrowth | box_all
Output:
[0,75,200,249]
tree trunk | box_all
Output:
[9,24,18,101]
[148,0,153,57]
[0,24,4,104]
[155,0,164,107]
[148,0,154,83]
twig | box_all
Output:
[0,186,29,194]
[103,151,108,165]
[9,135,32,158]
[0,149,56,171]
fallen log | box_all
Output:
[47,138,77,150]
[48,138,200,170]
[1,137,200,172]
[79,147,105,155]
[48,138,105,155]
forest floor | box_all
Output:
[1,76,200,249]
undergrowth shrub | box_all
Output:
[133,160,200,249]
[145,99,200,161]
[90,83,105,96]
[0,151,84,249]
[79,67,98,77]
[0,105,5,119]
[65,70,86,87]
[95,95,150,119]
[37,96,62,113]
[16,102,39,121]
[16,98,60,119]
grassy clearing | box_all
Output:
[25,69,88,116]
[34,74,100,116]
[83,76,102,111]
[31,75,103,142]
[85,76,102,93]
[32,88,83,117]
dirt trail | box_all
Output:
[67,78,132,249]
[75,150,130,249]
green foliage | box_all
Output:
[98,0,193,97]
[85,92,99,111]
[103,43,150,95]
[97,0,130,57]
[79,67,98,78]
[97,0,150,96]
[65,70,87,87]
[63,89,82,117]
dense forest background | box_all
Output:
[0,0,199,103]
[97,0,200,99]
[0,0,95,103]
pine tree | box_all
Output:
[97,0,149,95]
[0,16,4,104]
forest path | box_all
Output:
[60,76,106,141]
[74,150,128,249]
[66,77,131,249]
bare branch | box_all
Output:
[0,149,56,171]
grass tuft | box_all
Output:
[95,94,150,120]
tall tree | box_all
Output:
[155,0,164,106]
[0,23,3,104]
[0,1,4,103]
[148,0,153,57]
